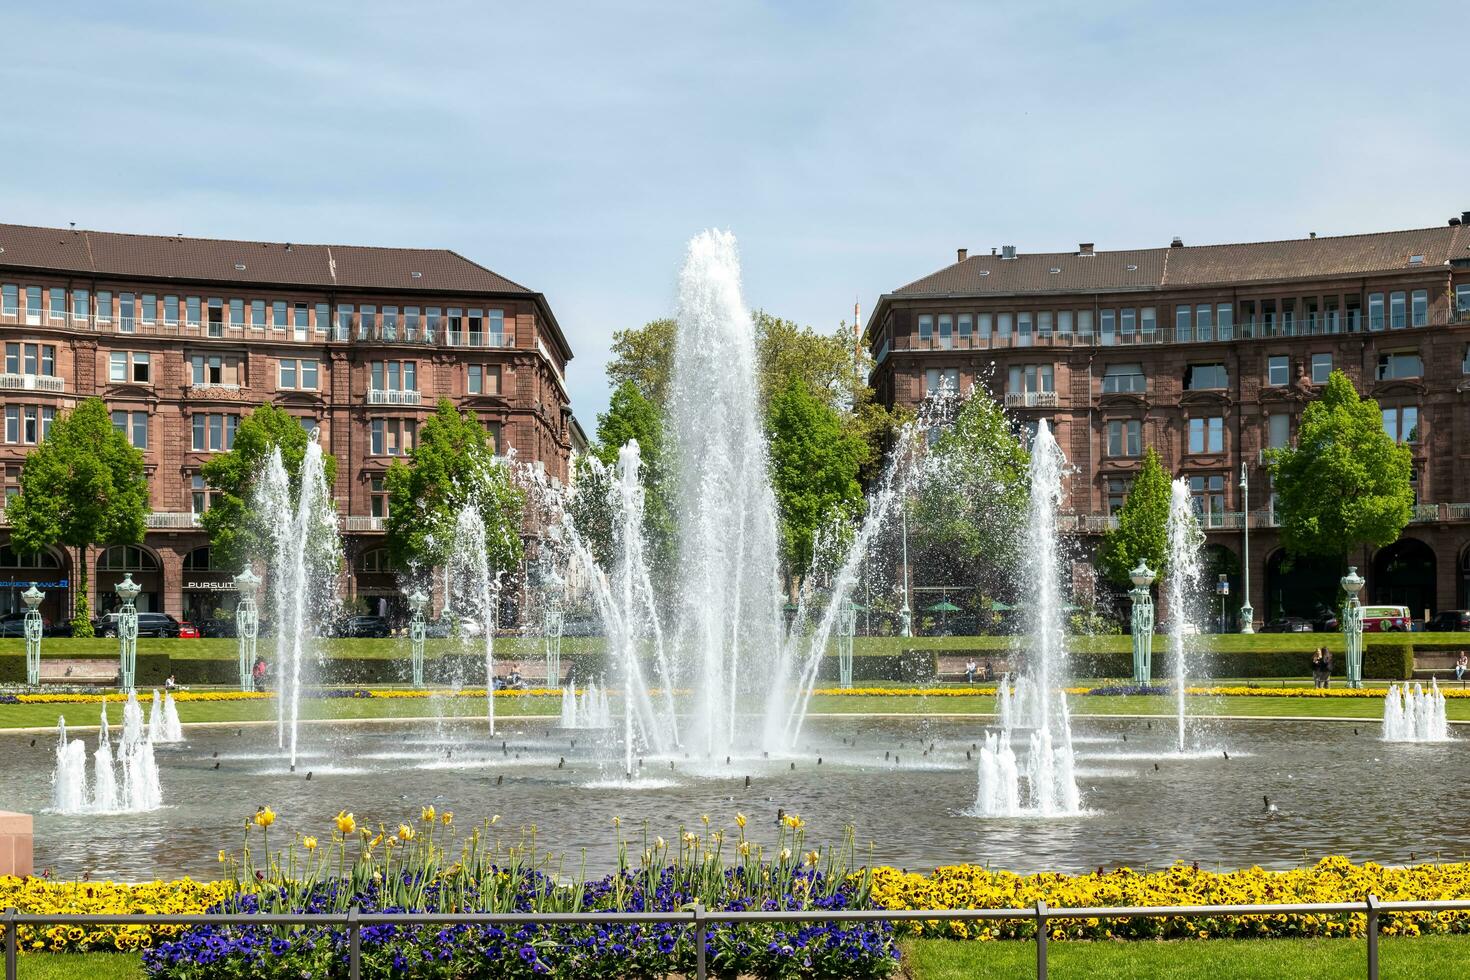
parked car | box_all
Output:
[94,612,183,638]
[1427,610,1470,632]
[1260,616,1315,633]
[1310,606,1340,632]
[177,622,201,639]
[92,612,124,636]
[1361,605,1412,632]
[335,615,391,638]
[198,618,238,638]
[0,612,48,637]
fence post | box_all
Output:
[4,907,16,980]
[1366,894,1379,980]
[1035,899,1048,980]
[348,906,361,980]
[694,901,707,980]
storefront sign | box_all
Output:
[184,580,238,591]
[1,580,69,589]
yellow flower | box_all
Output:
[779,847,792,861]
[397,824,416,842]
[334,811,356,835]
[303,836,318,851]
[735,812,747,829]
[804,850,820,867]
[782,813,805,830]
[254,807,276,828]
[441,811,453,827]
[701,813,710,826]
[490,814,501,826]
[369,833,383,849]
[421,805,436,823]
[738,841,752,856]
[217,850,227,863]
[612,816,621,829]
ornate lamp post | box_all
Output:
[1238,462,1255,633]
[22,584,45,686]
[115,573,141,692]
[542,604,564,689]
[1341,566,1366,689]
[407,588,429,688]
[1128,562,1156,687]
[234,569,261,691]
[835,598,857,689]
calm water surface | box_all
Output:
[2,714,1465,880]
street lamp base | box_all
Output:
[1239,602,1255,634]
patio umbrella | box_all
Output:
[925,599,961,630]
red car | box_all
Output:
[1360,605,1411,632]
[176,621,201,639]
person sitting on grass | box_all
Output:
[505,664,525,690]
[965,659,977,684]
[1456,651,1467,683]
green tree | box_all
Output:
[1271,369,1413,559]
[200,403,337,571]
[910,385,1030,598]
[9,398,148,635]
[385,399,525,576]
[607,317,676,407]
[1097,447,1171,586]
[766,376,866,598]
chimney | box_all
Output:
[1462,211,1470,224]
[990,247,997,256]
[1077,242,1094,256]
[1452,218,1463,227]
[1170,236,1184,248]
[1000,245,1018,260]
[1310,232,1317,239]
[956,248,968,263]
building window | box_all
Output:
[917,315,933,341]
[997,313,1013,340]
[382,306,399,340]
[1057,310,1073,337]
[271,300,286,331]
[1077,310,1093,339]
[1008,364,1054,394]
[190,475,221,515]
[1411,289,1428,327]
[278,358,319,390]
[1119,308,1136,339]
[360,305,377,340]
[1188,474,1226,527]
[1456,283,1470,315]
[1217,304,1234,340]
[1188,416,1224,454]
[404,306,421,339]
[1185,363,1228,390]
[1268,413,1290,449]
[1368,293,1385,331]
[1106,419,1141,457]
[6,343,56,376]
[1311,353,1333,384]
[315,302,330,335]
[1099,309,1116,345]
[938,314,954,349]
[1267,355,1290,387]
[1017,312,1033,345]
[230,298,244,326]
[186,296,201,327]
[1377,351,1422,381]
[5,406,55,445]
[957,314,973,338]
[293,302,309,339]
[1194,304,1214,343]
[191,354,242,387]
[924,368,960,396]
[370,475,388,518]
[251,300,266,328]
[370,418,416,456]
[1106,477,1133,514]
[1175,304,1192,343]
[207,298,224,337]
[107,352,151,384]
[1389,291,1407,330]
[1140,307,1156,337]
[46,287,63,323]
[370,360,417,392]
[1,284,15,317]
[1101,363,1145,394]
[140,294,156,325]
[71,288,90,322]
[1382,406,1419,444]
[191,413,240,452]
[111,411,148,449]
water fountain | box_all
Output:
[973,421,1082,817]
[148,689,185,744]
[50,694,163,814]
[1382,681,1451,742]
[1166,479,1205,752]
[561,680,613,729]
[256,433,341,771]
[446,506,501,733]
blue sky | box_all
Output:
[3,2,1465,424]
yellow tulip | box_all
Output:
[735,812,747,829]
[303,836,318,851]
[254,807,276,828]
[421,805,436,823]
[441,811,453,827]
[334,811,356,835]
[397,824,416,842]
[217,850,227,863]
[490,814,501,826]
[700,813,710,826]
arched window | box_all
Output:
[0,544,60,569]
[97,545,159,571]
[359,548,396,574]
[182,546,223,571]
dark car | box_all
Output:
[1260,616,1315,633]
[199,618,238,638]
[94,612,183,638]
[1427,610,1470,632]
[336,615,391,638]
[0,612,47,637]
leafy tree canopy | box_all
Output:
[201,403,337,572]
[385,399,525,576]
[9,398,148,634]
[1097,447,1172,586]
[1271,369,1413,559]
[765,375,867,590]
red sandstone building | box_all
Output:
[0,223,576,625]
[867,214,1470,624]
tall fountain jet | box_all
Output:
[1166,479,1205,752]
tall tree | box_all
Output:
[9,398,149,635]
[606,318,676,407]
[1271,369,1414,559]
[910,385,1030,597]
[385,399,525,576]
[200,403,337,572]
[1097,447,1172,586]
[766,376,867,598]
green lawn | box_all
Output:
[901,934,1470,979]
[9,954,143,980]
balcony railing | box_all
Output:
[0,373,64,392]
[344,515,386,532]
[366,389,422,406]
[1004,390,1059,408]
[444,330,513,348]
[146,512,201,529]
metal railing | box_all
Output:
[0,373,64,392]
[365,388,422,406]
[145,512,200,529]
[6,896,1469,980]
[343,515,386,531]
[1004,390,1059,408]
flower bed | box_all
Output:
[871,857,1470,940]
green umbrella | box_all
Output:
[989,601,1019,612]
[925,600,962,613]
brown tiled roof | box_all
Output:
[0,223,533,295]
[892,224,1470,298]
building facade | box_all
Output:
[0,223,576,625]
[867,215,1470,624]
